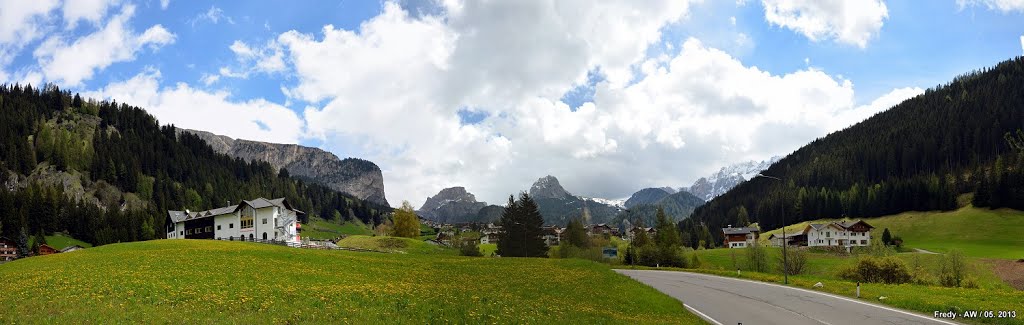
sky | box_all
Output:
[1,0,1023,208]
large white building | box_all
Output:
[804,220,874,247]
[165,198,302,243]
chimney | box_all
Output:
[185,209,191,215]
[227,200,232,206]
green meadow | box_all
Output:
[0,239,704,324]
[760,206,1024,259]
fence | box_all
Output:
[216,236,385,253]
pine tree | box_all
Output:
[16,227,30,257]
[518,192,548,257]
[632,228,651,248]
[654,207,681,248]
[882,228,892,246]
[496,195,521,257]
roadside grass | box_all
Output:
[759,206,1024,260]
[0,240,705,324]
[617,265,1024,325]
[336,235,456,255]
[691,248,1012,290]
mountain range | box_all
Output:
[182,129,389,206]
[681,157,781,201]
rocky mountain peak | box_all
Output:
[419,186,479,211]
[417,186,487,223]
[179,129,389,206]
[529,175,572,199]
[684,156,781,201]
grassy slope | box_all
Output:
[0,240,703,324]
[760,206,1024,259]
[336,235,456,255]
[300,217,372,240]
[28,234,93,250]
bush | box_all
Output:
[838,256,911,284]
[746,243,770,273]
[778,249,807,275]
[457,239,482,257]
[939,249,967,287]
[557,245,603,262]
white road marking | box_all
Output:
[683,303,724,325]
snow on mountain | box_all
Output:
[684,156,781,201]
[584,197,627,209]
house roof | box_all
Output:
[806,220,872,232]
[167,197,300,223]
[836,220,873,229]
[722,227,760,235]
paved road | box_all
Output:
[616,270,960,325]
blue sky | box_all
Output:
[1,0,1023,206]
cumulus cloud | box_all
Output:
[218,40,287,79]
[33,4,175,87]
[160,0,170,10]
[262,2,920,207]
[0,0,60,78]
[83,69,304,144]
[62,0,120,29]
[1020,34,1024,55]
[762,0,888,48]
[957,0,1024,12]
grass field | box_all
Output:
[0,240,704,324]
[336,235,457,255]
[760,206,1024,259]
[479,243,497,256]
[29,233,93,250]
[300,217,372,240]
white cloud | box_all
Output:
[189,6,233,27]
[84,69,304,144]
[0,0,60,79]
[827,86,923,132]
[160,0,170,10]
[33,4,175,87]
[199,73,219,85]
[957,0,1024,12]
[762,0,888,48]
[62,0,120,29]
[218,40,287,79]
[264,2,916,208]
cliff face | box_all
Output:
[417,186,487,223]
[181,129,389,206]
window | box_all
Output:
[186,229,192,235]
[229,223,234,229]
[826,232,830,237]
[262,218,267,225]
[241,217,253,229]
[217,225,222,231]
[205,226,212,233]
[179,231,183,236]
[861,240,867,245]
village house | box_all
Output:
[0,237,16,261]
[166,197,303,243]
[480,231,499,245]
[805,220,874,247]
[59,245,84,253]
[37,244,58,256]
[722,226,760,248]
[626,226,657,242]
[542,226,562,246]
[588,224,614,236]
[767,232,807,247]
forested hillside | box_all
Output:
[683,57,1024,246]
[0,84,390,246]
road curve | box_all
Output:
[615,269,960,325]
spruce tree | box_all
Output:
[16,227,30,257]
[881,228,892,246]
[563,217,589,248]
[496,195,521,257]
[518,192,548,257]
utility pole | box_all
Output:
[756,173,788,285]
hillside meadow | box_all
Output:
[759,206,1024,260]
[0,239,705,324]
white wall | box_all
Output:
[214,211,241,239]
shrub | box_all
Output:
[778,249,807,275]
[457,238,482,257]
[838,256,911,284]
[557,245,603,262]
[939,249,967,287]
[689,251,701,269]
[746,243,770,273]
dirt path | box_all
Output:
[913,248,940,254]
